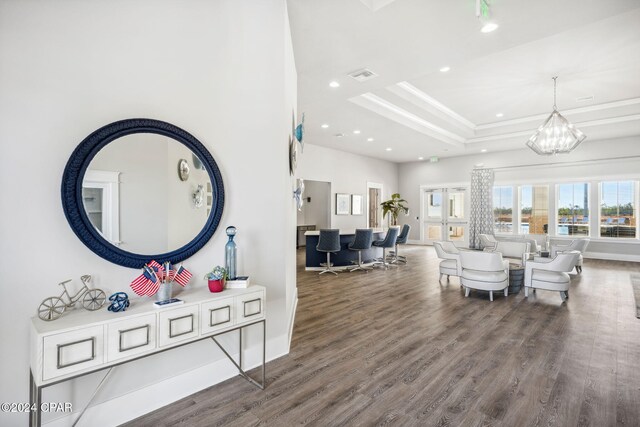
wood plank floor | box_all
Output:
[124,246,640,427]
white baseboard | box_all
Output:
[406,239,425,245]
[584,251,640,262]
[288,290,298,350]
[45,333,290,427]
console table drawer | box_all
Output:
[159,305,199,347]
[235,291,265,323]
[43,325,104,381]
[107,314,157,362]
[201,297,235,336]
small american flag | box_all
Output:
[164,261,177,282]
[142,266,160,296]
[174,265,192,287]
[131,266,159,296]
[149,260,165,282]
[130,273,149,296]
[154,267,165,282]
[148,260,163,270]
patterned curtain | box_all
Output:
[469,168,494,249]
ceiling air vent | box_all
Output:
[575,95,594,102]
[348,68,378,83]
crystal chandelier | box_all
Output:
[526,77,586,155]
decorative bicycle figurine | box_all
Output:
[37,275,106,321]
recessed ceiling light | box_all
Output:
[385,147,392,151]
[495,113,504,118]
[329,81,340,88]
[334,133,344,138]
[367,138,374,142]
[439,66,450,73]
[481,22,498,33]
[353,130,361,134]
[321,124,329,128]
[418,156,424,160]
[481,149,487,153]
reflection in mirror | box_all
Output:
[82,187,103,231]
[82,133,213,255]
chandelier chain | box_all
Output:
[552,76,558,109]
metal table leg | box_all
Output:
[72,368,113,426]
[30,370,42,427]
[211,319,266,389]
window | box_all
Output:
[448,190,465,219]
[493,186,513,233]
[520,185,549,234]
[557,183,589,236]
[427,193,442,218]
[600,181,636,238]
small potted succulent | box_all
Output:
[204,266,227,293]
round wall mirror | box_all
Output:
[62,119,225,268]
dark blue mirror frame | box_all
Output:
[61,118,225,269]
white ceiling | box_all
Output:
[287,0,640,162]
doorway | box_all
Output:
[296,180,331,248]
[82,170,120,245]
[367,182,383,228]
[421,186,468,246]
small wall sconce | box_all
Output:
[293,178,305,211]
[193,184,204,208]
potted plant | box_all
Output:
[204,266,227,293]
[380,193,409,226]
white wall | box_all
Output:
[398,136,640,259]
[296,180,331,229]
[296,144,399,229]
[166,141,212,251]
[283,3,299,348]
[0,1,297,425]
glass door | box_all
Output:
[446,187,468,246]
[423,189,444,244]
[422,187,468,245]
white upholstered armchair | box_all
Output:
[550,238,589,273]
[434,241,461,282]
[460,251,509,301]
[524,251,580,302]
[488,241,530,263]
[478,234,498,250]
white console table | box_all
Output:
[29,285,266,427]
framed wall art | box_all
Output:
[336,193,350,215]
[351,194,363,215]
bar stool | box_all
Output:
[347,229,374,272]
[316,229,340,275]
[389,224,411,264]
[372,227,400,270]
